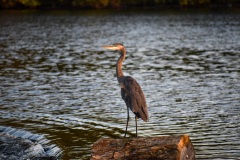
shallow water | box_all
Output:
[0,10,240,159]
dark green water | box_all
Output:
[0,10,239,159]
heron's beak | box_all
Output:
[102,45,118,50]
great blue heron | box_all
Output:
[102,43,149,137]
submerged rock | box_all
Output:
[0,126,61,160]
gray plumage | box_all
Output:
[120,76,148,122]
[102,43,149,137]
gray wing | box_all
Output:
[121,76,149,122]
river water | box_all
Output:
[0,10,240,159]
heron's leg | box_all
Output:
[124,107,130,138]
[135,116,138,137]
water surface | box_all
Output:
[0,10,240,159]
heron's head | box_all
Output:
[102,43,124,51]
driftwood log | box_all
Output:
[92,135,195,160]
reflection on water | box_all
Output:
[0,10,240,159]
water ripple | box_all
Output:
[0,10,240,159]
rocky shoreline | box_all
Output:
[0,126,61,160]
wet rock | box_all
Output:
[0,126,61,160]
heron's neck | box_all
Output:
[116,48,126,83]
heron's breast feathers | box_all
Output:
[119,76,149,121]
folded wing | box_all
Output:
[121,76,149,122]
